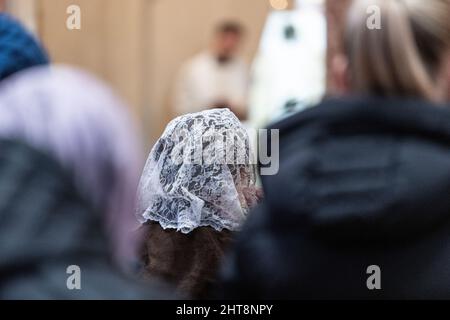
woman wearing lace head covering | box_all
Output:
[136,108,261,298]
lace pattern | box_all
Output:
[136,108,258,233]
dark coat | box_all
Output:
[220,96,450,299]
[141,222,234,299]
[0,139,171,300]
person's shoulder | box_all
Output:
[227,56,248,70]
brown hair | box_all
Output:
[345,0,450,101]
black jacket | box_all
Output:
[0,139,171,299]
[220,97,450,299]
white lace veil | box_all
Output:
[136,108,258,233]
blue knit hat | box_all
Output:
[0,14,49,81]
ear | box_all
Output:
[330,53,351,95]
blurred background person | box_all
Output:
[173,21,249,120]
[0,13,48,81]
[136,108,261,298]
[220,0,450,299]
[0,66,171,299]
[0,0,272,147]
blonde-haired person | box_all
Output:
[220,0,450,299]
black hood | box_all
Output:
[0,139,171,299]
[264,96,450,242]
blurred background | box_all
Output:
[0,0,352,149]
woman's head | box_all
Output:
[0,65,143,264]
[137,108,259,234]
[332,0,450,102]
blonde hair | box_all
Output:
[345,0,450,101]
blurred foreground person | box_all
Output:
[0,66,171,299]
[174,22,249,120]
[221,0,450,299]
[0,13,49,81]
[137,109,260,298]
